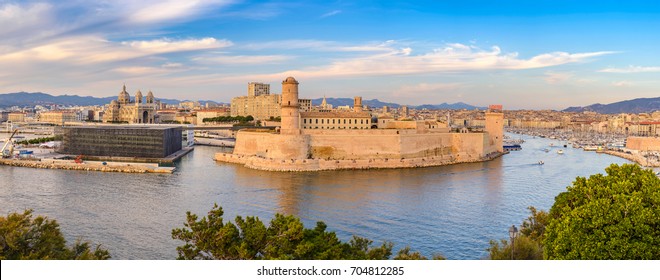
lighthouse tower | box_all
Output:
[280,77,300,135]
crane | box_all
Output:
[1,129,19,158]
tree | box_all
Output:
[172,204,441,260]
[544,164,660,259]
[487,235,543,260]
[0,210,110,260]
[394,246,446,260]
[487,206,547,260]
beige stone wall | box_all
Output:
[308,132,401,159]
[231,128,494,163]
[626,136,660,151]
[233,131,309,159]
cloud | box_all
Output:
[122,37,232,54]
[193,54,291,64]
[399,83,462,92]
[243,40,396,52]
[0,2,53,36]
[320,10,341,18]
[544,71,573,84]
[612,81,631,87]
[225,43,614,81]
[599,65,660,73]
[0,36,231,64]
[124,0,234,24]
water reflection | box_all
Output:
[0,135,630,259]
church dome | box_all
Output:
[118,84,130,104]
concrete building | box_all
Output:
[216,77,504,171]
[56,126,182,158]
[103,85,157,124]
[8,112,26,123]
[248,82,270,97]
[301,111,372,129]
[301,97,371,129]
[39,110,77,125]
[231,90,281,120]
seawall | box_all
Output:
[214,152,504,172]
[0,158,175,173]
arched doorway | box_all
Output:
[143,111,149,123]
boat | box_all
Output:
[538,160,544,165]
[543,148,550,153]
[557,150,564,154]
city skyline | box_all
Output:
[2,1,660,109]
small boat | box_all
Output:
[543,148,549,153]
[557,150,564,154]
[538,160,544,165]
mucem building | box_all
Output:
[56,126,182,158]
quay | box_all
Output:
[0,158,175,173]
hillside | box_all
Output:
[0,92,221,108]
[563,97,660,114]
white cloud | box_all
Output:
[227,44,614,81]
[243,40,396,52]
[320,10,341,18]
[0,36,231,64]
[193,55,291,64]
[544,71,573,84]
[599,65,660,73]
[122,37,232,53]
[612,81,632,87]
[399,83,462,92]
[0,2,52,35]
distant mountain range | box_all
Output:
[0,92,222,108]
[1,92,486,111]
[310,97,485,110]
[563,97,660,114]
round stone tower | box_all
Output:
[281,76,300,135]
[354,96,363,112]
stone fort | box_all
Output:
[215,76,504,171]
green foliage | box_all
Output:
[268,116,281,122]
[487,207,547,260]
[172,204,440,260]
[487,235,544,260]
[203,115,254,123]
[16,137,56,145]
[0,210,110,260]
[544,164,660,259]
[394,246,446,260]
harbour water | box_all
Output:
[0,134,630,259]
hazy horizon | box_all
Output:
[2,1,659,110]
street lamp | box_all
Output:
[508,225,518,260]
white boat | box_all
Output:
[557,150,564,154]
[538,160,544,165]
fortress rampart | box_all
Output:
[215,76,504,171]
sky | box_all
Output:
[1,0,660,109]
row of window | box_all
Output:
[303,118,369,125]
[302,126,368,129]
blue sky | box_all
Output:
[1,0,660,109]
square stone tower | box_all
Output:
[485,105,504,153]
